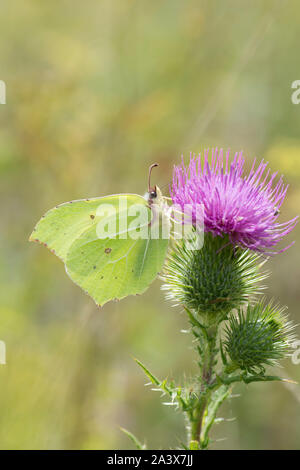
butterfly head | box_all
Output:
[145,185,163,205]
[144,163,163,205]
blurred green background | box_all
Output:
[0,0,300,449]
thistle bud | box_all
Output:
[223,300,295,374]
[161,232,267,326]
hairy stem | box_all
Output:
[189,324,218,449]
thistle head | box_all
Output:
[171,149,298,254]
[223,300,296,374]
[161,232,268,327]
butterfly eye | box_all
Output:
[150,190,157,198]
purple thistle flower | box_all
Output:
[171,148,298,254]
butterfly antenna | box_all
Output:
[148,163,159,192]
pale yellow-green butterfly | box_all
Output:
[29,164,172,307]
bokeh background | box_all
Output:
[0,0,300,449]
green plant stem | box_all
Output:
[189,324,218,449]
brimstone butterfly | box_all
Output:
[29,164,170,307]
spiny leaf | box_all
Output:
[134,358,161,386]
[200,385,230,448]
[120,427,146,450]
[215,372,294,387]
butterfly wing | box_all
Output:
[66,223,168,306]
[29,194,145,260]
[29,194,169,306]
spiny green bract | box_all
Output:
[223,300,295,374]
[161,232,267,323]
